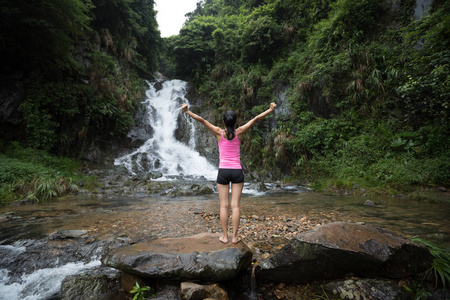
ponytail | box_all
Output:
[223,110,237,140]
[226,125,235,140]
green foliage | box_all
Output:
[0,0,93,73]
[130,282,152,300]
[169,0,450,191]
[1,0,160,156]
[0,143,84,205]
[306,0,385,59]
[4,143,80,173]
[300,119,450,188]
[91,0,162,74]
[13,175,79,203]
[411,237,450,289]
[14,52,145,153]
[170,16,217,82]
[240,14,284,65]
[0,156,50,185]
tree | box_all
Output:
[91,0,162,76]
[240,15,284,65]
[0,0,92,74]
[171,16,217,82]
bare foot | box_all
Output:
[219,236,229,244]
[232,237,242,244]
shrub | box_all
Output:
[13,175,79,203]
[411,237,450,289]
[0,143,84,206]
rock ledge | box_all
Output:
[102,232,252,282]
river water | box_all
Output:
[1,189,448,244]
[0,79,448,299]
[0,188,448,299]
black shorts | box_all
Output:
[217,169,244,185]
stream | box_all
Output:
[0,79,448,299]
[0,189,448,299]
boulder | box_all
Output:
[120,272,147,293]
[60,266,125,300]
[152,284,181,300]
[102,232,252,281]
[49,230,89,240]
[180,282,229,300]
[255,222,432,283]
[322,278,413,300]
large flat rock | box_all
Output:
[101,232,252,281]
[255,222,432,283]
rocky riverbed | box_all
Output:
[1,176,449,299]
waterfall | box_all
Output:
[414,0,433,19]
[114,79,217,181]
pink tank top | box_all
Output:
[218,130,241,169]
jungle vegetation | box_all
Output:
[0,0,449,203]
[163,0,449,194]
[0,0,162,203]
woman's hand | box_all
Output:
[181,103,188,112]
[270,102,277,111]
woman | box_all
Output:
[181,102,277,244]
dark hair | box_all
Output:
[223,110,237,140]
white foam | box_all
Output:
[114,79,217,180]
[0,259,101,300]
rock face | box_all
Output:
[0,72,25,123]
[322,278,412,300]
[255,222,432,283]
[102,232,252,281]
[180,282,229,300]
[60,266,125,300]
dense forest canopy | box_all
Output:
[163,0,449,190]
[0,0,449,205]
[0,0,162,152]
[0,0,162,203]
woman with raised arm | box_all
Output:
[181,102,277,244]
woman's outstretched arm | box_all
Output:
[181,104,222,140]
[237,102,277,138]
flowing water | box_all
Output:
[0,255,101,300]
[0,192,448,299]
[0,79,448,299]
[114,79,217,180]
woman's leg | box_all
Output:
[217,183,230,243]
[230,182,244,243]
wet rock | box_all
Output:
[120,272,147,293]
[19,198,35,205]
[1,236,104,281]
[322,278,413,300]
[247,182,267,192]
[255,222,432,283]
[0,212,20,222]
[364,200,375,206]
[102,232,252,281]
[428,288,450,300]
[148,171,163,180]
[180,282,229,300]
[152,284,181,300]
[49,230,89,240]
[163,183,215,197]
[191,183,215,195]
[60,266,124,300]
[257,182,267,192]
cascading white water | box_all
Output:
[114,79,217,180]
[0,241,101,300]
[414,0,433,19]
